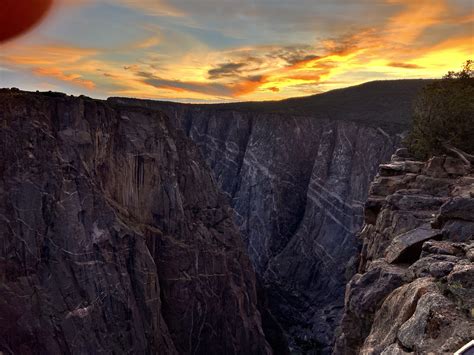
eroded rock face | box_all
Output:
[111,96,404,352]
[334,151,474,355]
[0,91,271,354]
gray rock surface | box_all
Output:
[335,154,474,355]
[0,91,271,354]
[384,224,442,263]
[110,80,431,352]
[111,101,402,351]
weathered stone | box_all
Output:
[0,92,271,354]
[364,197,386,224]
[360,208,430,270]
[336,151,474,355]
[429,261,455,278]
[442,220,474,242]
[467,247,474,262]
[452,176,474,198]
[333,261,407,354]
[434,197,474,226]
[385,224,442,264]
[360,277,436,354]
[379,161,424,176]
[412,175,455,196]
[369,175,416,196]
[421,240,465,257]
[380,344,411,355]
[447,264,474,309]
[387,192,446,211]
[408,255,460,278]
[397,291,473,353]
[424,156,449,178]
[444,157,468,176]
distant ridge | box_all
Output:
[2,79,433,133]
[110,79,434,132]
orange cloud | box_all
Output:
[34,67,96,89]
[384,0,448,44]
[3,45,97,65]
[232,75,268,96]
[2,0,472,102]
[388,62,423,69]
[134,36,160,49]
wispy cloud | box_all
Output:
[2,0,472,101]
[34,67,96,88]
[388,62,424,69]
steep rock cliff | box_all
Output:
[111,80,428,351]
[0,90,271,354]
[334,149,474,354]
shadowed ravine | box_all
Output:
[111,79,430,352]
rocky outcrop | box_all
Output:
[110,80,433,352]
[334,149,474,354]
[0,90,271,354]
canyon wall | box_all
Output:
[0,90,271,354]
[334,150,474,354]
[112,80,429,352]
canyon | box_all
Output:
[111,80,430,352]
[1,79,460,354]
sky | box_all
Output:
[0,0,473,102]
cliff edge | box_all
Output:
[335,149,474,354]
[0,90,271,354]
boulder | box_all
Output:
[413,175,454,196]
[334,261,408,355]
[408,255,460,278]
[444,157,468,176]
[360,277,436,354]
[466,246,474,262]
[447,264,474,310]
[387,192,446,212]
[442,220,474,242]
[434,198,474,227]
[452,176,474,198]
[379,161,424,177]
[397,291,473,353]
[429,261,455,278]
[385,224,442,264]
[424,156,448,178]
[421,240,465,257]
[369,176,410,196]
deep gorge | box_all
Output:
[0,80,439,354]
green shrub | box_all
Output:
[407,60,474,159]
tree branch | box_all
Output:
[443,143,474,168]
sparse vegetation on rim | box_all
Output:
[407,60,474,159]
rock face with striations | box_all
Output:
[0,90,271,354]
[111,80,429,352]
[334,150,474,354]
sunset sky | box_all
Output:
[0,0,473,102]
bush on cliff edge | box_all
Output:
[407,60,474,159]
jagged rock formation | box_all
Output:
[334,149,474,354]
[111,80,429,352]
[0,90,271,354]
